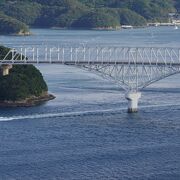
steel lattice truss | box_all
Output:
[1,46,180,91]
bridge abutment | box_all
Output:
[125,92,141,113]
[1,65,12,76]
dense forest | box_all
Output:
[0,12,29,35]
[0,46,48,102]
[0,0,179,33]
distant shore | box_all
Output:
[0,93,55,107]
[50,26,121,31]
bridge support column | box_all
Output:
[125,92,141,113]
[1,65,12,76]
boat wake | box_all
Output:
[0,103,180,122]
[0,108,126,122]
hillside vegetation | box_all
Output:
[0,46,48,102]
[0,12,29,35]
[0,0,178,33]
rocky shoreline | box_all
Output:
[0,93,55,107]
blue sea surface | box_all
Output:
[0,27,180,179]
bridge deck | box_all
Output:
[1,46,180,66]
[0,60,179,66]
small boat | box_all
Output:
[121,25,133,29]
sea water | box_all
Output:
[0,27,180,179]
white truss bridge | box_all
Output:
[1,45,180,112]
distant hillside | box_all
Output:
[0,0,178,33]
[0,12,29,35]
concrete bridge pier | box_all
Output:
[1,65,12,76]
[125,91,141,113]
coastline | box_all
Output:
[50,26,121,31]
[0,93,55,107]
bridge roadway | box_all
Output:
[1,60,180,66]
[1,46,180,113]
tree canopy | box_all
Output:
[72,9,120,28]
[0,46,48,101]
[0,0,178,32]
[0,12,29,35]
